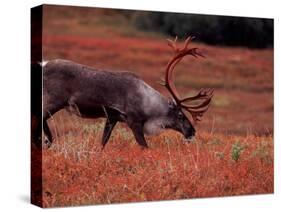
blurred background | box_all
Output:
[42,5,273,136]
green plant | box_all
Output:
[231,141,244,162]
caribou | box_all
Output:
[32,36,214,148]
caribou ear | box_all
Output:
[168,98,176,109]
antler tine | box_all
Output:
[180,88,214,103]
[181,90,213,123]
[182,98,212,110]
[167,36,178,52]
[184,103,211,123]
[183,36,194,50]
[193,48,205,58]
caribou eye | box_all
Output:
[178,112,184,119]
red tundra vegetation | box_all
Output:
[32,6,273,207]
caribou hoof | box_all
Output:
[43,137,52,149]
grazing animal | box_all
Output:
[32,36,213,148]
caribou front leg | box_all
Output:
[128,122,148,148]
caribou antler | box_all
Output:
[164,36,214,123]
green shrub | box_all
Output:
[231,141,244,162]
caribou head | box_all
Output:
[161,36,214,140]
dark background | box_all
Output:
[133,12,273,48]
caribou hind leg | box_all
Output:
[42,99,65,148]
[43,117,53,148]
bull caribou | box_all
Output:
[32,36,213,148]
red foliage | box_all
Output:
[38,129,273,207]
